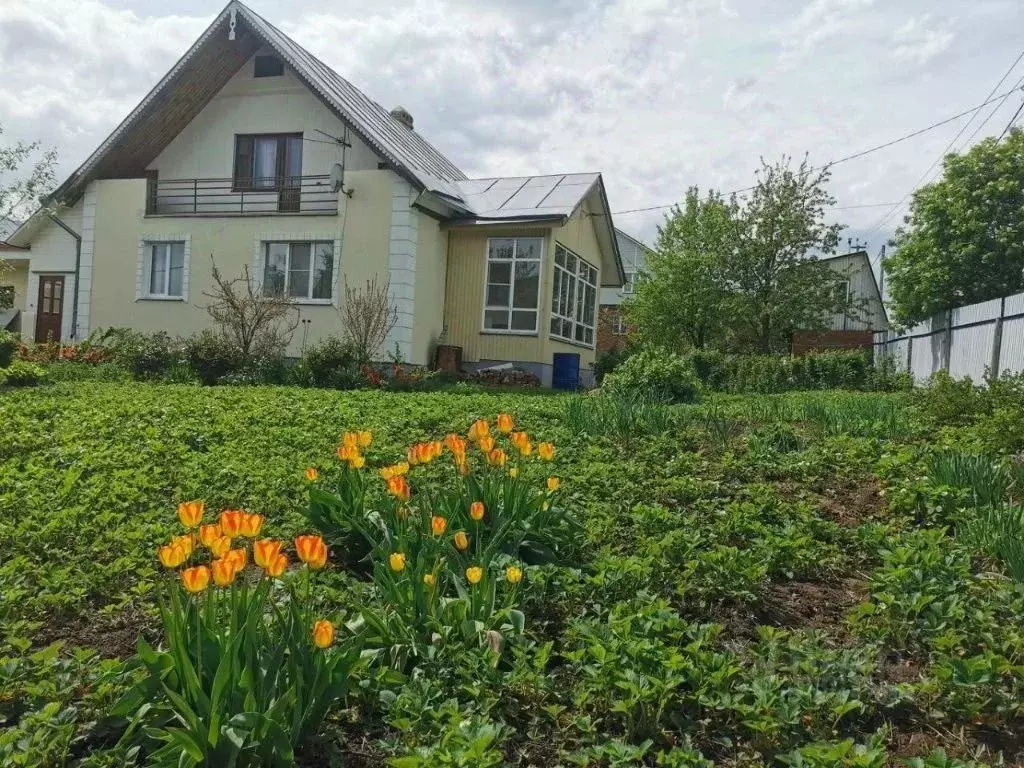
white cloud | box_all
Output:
[0,0,1020,252]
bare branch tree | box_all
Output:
[203,260,299,361]
[341,275,398,364]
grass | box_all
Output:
[1,381,1023,766]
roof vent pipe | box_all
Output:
[389,106,414,130]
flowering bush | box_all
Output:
[113,501,364,767]
[304,417,571,663]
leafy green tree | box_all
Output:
[627,187,738,349]
[725,156,853,351]
[885,128,1024,327]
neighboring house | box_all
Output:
[597,228,651,353]
[1,217,29,330]
[5,2,622,386]
[792,249,889,355]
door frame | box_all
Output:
[34,273,68,343]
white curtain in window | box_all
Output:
[254,138,277,188]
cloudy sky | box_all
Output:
[1,0,1022,263]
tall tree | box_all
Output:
[0,123,57,309]
[627,187,738,349]
[724,156,851,351]
[884,128,1024,327]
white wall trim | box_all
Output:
[75,183,98,338]
[136,234,192,302]
[251,232,343,306]
[385,177,417,361]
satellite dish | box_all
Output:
[329,163,344,192]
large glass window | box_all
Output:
[262,241,334,300]
[483,237,542,333]
[143,241,185,298]
[550,243,597,347]
[234,133,303,190]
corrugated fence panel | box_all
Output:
[949,323,994,382]
[951,296,1002,327]
[911,334,938,382]
[999,317,1024,375]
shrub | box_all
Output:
[603,349,700,403]
[0,330,16,368]
[593,343,638,384]
[104,328,179,380]
[184,330,243,385]
[113,503,364,766]
[0,360,46,387]
[341,275,398,364]
[301,336,364,389]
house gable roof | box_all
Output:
[818,249,888,323]
[46,0,466,208]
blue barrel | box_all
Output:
[551,353,580,390]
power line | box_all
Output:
[998,97,1024,140]
[606,83,1024,217]
[863,48,1024,252]
[957,72,1024,150]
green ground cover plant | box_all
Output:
[0,379,1021,766]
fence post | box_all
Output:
[942,309,953,374]
[906,334,913,377]
[990,296,1006,380]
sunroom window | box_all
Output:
[483,237,542,333]
[550,243,597,347]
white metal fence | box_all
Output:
[873,291,1024,383]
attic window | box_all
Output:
[254,55,284,78]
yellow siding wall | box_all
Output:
[412,211,447,366]
[1,260,29,334]
[88,170,395,357]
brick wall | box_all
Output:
[597,305,632,353]
[792,329,874,356]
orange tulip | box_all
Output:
[341,432,358,449]
[487,448,507,467]
[158,542,187,569]
[389,552,406,572]
[266,552,288,578]
[198,523,222,548]
[466,566,483,585]
[387,475,411,502]
[239,513,264,538]
[226,547,247,572]
[219,510,245,537]
[172,534,195,558]
[337,444,359,463]
[406,445,420,466]
[253,539,283,569]
[496,413,514,434]
[209,535,232,558]
[177,500,204,528]
[445,434,467,457]
[357,430,373,448]
[456,459,469,476]
[181,565,210,593]
[538,442,555,461]
[547,476,560,492]
[212,558,239,587]
[470,501,485,521]
[295,535,328,569]
[313,619,334,649]
[304,467,319,482]
[468,419,489,441]
[453,531,469,551]
[431,516,448,536]
[430,440,443,459]
[479,435,495,453]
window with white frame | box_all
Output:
[143,241,186,298]
[612,311,628,336]
[550,243,598,347]
[483,237,543,333]
[621,271,636,294]
[262,241,334,300]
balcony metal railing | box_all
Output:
[145,175,338,216]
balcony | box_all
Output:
[145,175,338,217]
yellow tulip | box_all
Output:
[431,516,448,536]
[209,535,232,559]
[337,444,359,463]
[538,442,555,461]
[266,552,288,578]
[506,565,523,584]
[239,513,264,538]
[468,419,490,442]
[547,477,560,492]
[212,558,239,587]
[158,543,187,569]
[304,467,319,482]
[181,565,210,593]
[342,432,358,449]
[509,467,519,478]
[357,430,373,448]
[295,535,328,569]
[423,572,436,587]
[177,500,204,528]
[466,566,483,585]
[453,531,469,551]
[470,501,485,521]
[226,547,247,572]
[496,413,514,434]
[253,539,283,569]
[479,435,495,453]
[313,619,334,649]
[219,510,244,538]
[198,523,222,548]
[171,534,195,558]
[389,552,406,572]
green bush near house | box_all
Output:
[602,348,700,403]
[0,360,46,387]
[0,329,17,368]
[182,329,243,385]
